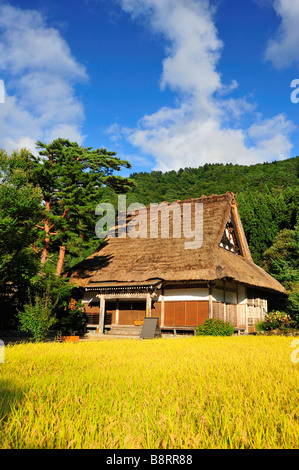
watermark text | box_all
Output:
[95,195,203,250]
[290,79,299,103]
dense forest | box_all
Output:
[0,140,298,335]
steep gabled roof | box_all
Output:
[69,192,286,294]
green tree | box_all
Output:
[0,141,134,330]
[263,225,299,324]
[0,183,42,283]
[27,138,134,276]
[0,149,43,318]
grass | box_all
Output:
[0,336,298,449]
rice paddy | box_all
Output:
[0,336,298,449]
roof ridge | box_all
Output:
[119,192,236,213]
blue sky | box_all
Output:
[0,0,299,174]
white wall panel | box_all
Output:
[162,288,209,301]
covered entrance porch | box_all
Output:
[83,279,162,333]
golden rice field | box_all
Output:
[0,336,298,449]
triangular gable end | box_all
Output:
[218,198,253,262]
[219,221,242,254]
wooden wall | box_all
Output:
[84,300,208,327]
[83,284,267,331]
[84,305,99,325]
[84,300,146,326]
[163,300,209,327]
[152,301,161,325]
[105,301,117,325]
[212,302,245,328]
[118,300,146,325]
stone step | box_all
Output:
[106,325,142,337]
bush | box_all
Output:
[57,299,86,335]
[263,311,293,331]
[17,290,57,342]
[255,321,266,332]
[27,274,86,335]
[196,318,235,336]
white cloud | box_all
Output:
[264,0,299,68]
[247,113,295,162]
[105,122,123,142]
[124,111,295,171]
[0,4,87,154]
[115,0,295,171]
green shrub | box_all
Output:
[255,321,266,332]
[57,299,86,335]
[196,318,235,336]
[17,291,57,342]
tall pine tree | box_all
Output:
[32,138,135,276]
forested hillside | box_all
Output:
[128,157,299,205]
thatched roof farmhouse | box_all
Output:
[69,192,285,335]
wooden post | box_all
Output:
[99,295,105,333]
[209,284,213,319]
[245,303,249,334]
[146,294,151,318]
[161,288,165,327]
[115,299,119,325]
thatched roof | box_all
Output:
[69,192,286,294]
